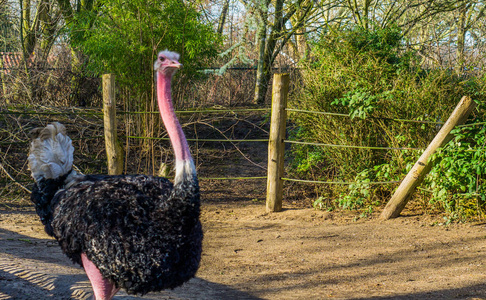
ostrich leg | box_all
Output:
[81,253,120,300]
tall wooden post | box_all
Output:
[103,74,124,175]
[266,73,289,212]
[380,96,476,220]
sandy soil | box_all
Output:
[1,199,486,300]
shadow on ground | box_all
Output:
[0,227,261,300]
[355,284,486,300]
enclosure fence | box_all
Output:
[0,73,483,218]
[266,73,480,219]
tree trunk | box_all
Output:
[217,0,230,35]
[38,0,57,59]
[289,5,310,62]
[253,12,268,106]
[251,0,313,105]
[295,27,309,60]
[455,2,467,74]
[21,0,44,58]
[21,0,32,57]
[253,0,285,106]
[253,25,281,106]
[253,58,271,106]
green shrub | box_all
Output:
[425,120,486,221]
[71,0,220,96]
[290,26,486,218]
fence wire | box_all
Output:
[0,107,270,187]
[282,106,485,186]
[282,178,401,185]
[2,105,484,188]
[285,140,422,151]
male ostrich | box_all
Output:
[27,51,202,299]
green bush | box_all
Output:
[290,26,486,219]
[426,120,486,221]
[71,0,220,96]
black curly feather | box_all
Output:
[31,171,71,236]
[31,173,202,295]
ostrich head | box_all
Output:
[154,50,182,75]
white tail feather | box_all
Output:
[28,122,74,182]
[174,159,196,186]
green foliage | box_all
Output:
[332,89,393,119]
[338,170,371,210]
[290,26,486,218]
[333,25,404,66]
[70,0,221,95]
[287,127,327,174]
[425,122,486,220]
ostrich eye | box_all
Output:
[159,57,166,62]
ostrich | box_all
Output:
[27,51,202,299]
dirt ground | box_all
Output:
[1,194,486,300]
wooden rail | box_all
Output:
[380,96,476,220]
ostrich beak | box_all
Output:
[154,60,182,72]
[168,61,182,69]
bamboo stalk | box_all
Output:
[380,96,476,220]
[266,73,289,213]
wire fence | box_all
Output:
[1,106,482,147]
[281,104,485,187]
[0,106,271,195]
[0,107,269,146]
[1,98,483,193]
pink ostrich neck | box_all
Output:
[157,71,193,181]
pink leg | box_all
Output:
[81,253,120,300]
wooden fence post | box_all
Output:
[380,96,476,220]
[103,74,124,175]
[266,73,290,213]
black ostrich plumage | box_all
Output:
[31,172,202,295]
